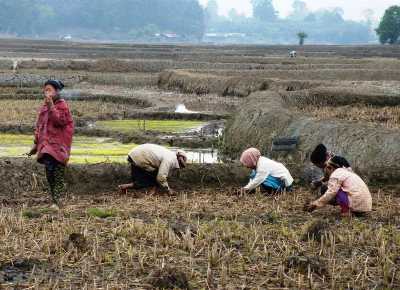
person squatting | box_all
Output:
[27,80,373,218]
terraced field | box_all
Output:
[0,39,399,288]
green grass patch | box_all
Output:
[0,134,34,145]
[0,134,137,164]
[22,207,58,219]
[87,208,117,219]
[95,119,205,133]
[22,210,42,219]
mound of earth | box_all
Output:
[0,158,248,196]
[223,91,400,182]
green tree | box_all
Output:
[251,0,277,22]
[297,31,308,45]
[376,6,400,44]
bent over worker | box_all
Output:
[240,148,294,194]
[305,156,372,217]
[119,144,187,195]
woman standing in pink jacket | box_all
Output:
[29,80,74,209]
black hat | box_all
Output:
[44,79,65,91]
[310,144,327,164]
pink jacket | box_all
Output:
[314,168,372,212]
[35,99,74,165]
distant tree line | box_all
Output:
[376,6,400,44]
[0,0,398,44]
[0,0,205,40]
[205,0,373,44]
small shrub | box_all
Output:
[22,210,42,219]
[87,208,117,219]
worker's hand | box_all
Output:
[118,185,128,195]
[240,188,248,196]
[44,92,54,108]
[27,145,38,157]
[304,202,317,213]
[310,180,323,189]
[118,183,134,194]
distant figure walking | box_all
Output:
[118,144,187,195]
[305,156,372,217]
[240,148,293,194]
[28,80,74,209]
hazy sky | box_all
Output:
[199,0,398,21]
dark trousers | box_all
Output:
[40,154,65,204]
[129,157,159,189]
[261,185,293,195]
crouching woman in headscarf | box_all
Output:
[118,144,187,195]
[28,80,74,209]
[240,148,294,194]
[305,156,372,217]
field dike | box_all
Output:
[158,70,352,97]
[223,91,400,182]
[0,158,248,196]
[0,91,153,108]
[0,73,84,87]
[12,58,365,73]
[281,87,400,107]
[188,68,400,81]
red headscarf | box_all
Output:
[240,148,261,169]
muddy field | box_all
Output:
[0,39,399,288]
[0,186,399,289]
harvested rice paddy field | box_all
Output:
[296,104,400,129]
[0,99,133,125]
[0,39,399,288]
[0,186,399,289]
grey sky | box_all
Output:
[199,0,398,21]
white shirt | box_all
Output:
[128,144,180,189]
[244,157,294,191]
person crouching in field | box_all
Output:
[310,144,351,195]
[28,80,74,209]
[118,144,187,195]
[305,156,372,217]
[240,148,294,194]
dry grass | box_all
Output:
[297,105,400,129]
[0,99,136,125]
[0,187,398,288]
[86,72,158,88]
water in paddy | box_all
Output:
[0,134,220,164]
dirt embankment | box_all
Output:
[158,70,400,98]
[282,87,400,107]
[0,158,249,196]
[223,91,400,182]
[158,70,324,97]
[0,73,84,87]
